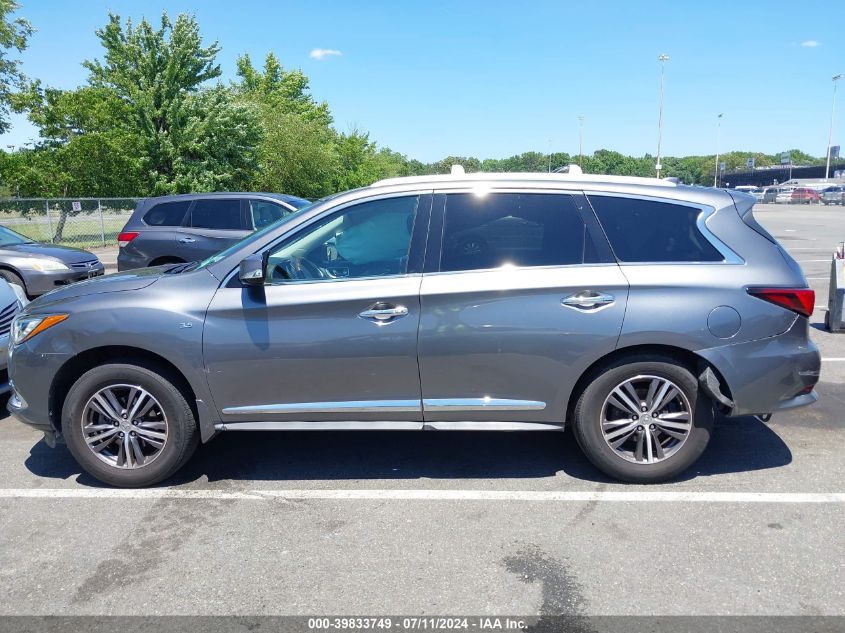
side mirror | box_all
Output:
[239,254,265,286]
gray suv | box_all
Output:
[117,192,311,271]
[8,171,820,487]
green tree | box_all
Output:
[0,0,31,133]
[81,12,256,193]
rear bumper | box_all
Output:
[697,317,820,417]
[117,249,148,272]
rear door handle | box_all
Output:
[561,291,615,311]
[359,304,409,323]
[178,237,196,243]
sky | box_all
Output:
[1,0,843,162]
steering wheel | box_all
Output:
[270,256,327,282]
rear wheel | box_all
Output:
[62,362,198,487]
[573,356,713,483]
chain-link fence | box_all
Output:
[0,198,140,249]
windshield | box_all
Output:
[197,193,343,269]
[0,225,33,247]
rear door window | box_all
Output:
[588,195,723,263]
[249,199,291,230]
[439,193,592,272]
[190,199,246,231]
[142,200,191,226]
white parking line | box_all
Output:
[822,358,845,362]
[0,488,842,503]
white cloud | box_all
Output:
[309,48,343,60]
[800,40,820,48]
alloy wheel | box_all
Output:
[600,374,692,464]
[81,384,169,469]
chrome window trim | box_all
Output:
[420,261,617,278]
[222,400,421,415]
[582,190,745,265]
[422,398,546,412]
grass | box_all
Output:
[0,215,130,249]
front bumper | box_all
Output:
[21,264,106,296]
[698,317,820,417]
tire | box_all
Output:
[572,355,713,483]
[0,269,27,296]
[62,361,199,487]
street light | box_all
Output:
[825,74,842,181]
[713,113,724,187]
[655,54,669,178]
[578,116,584,168]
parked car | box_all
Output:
[775,187,795,203]
[759,187,779,203]
[0,225,104,298]
[821,186,845,205]
[0,278,27,395]
[116,193,311,271]
[8,170,820,487]
[791,188,821,204]
[750,187,766,202]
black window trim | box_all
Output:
[424,188,615,276]
[582,190,743,266]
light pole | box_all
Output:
[825,74,841,181]
[713,113,724,187]
[655,54,669,178]
[578,116,584,168]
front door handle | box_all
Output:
[561,291,615,311]
[359,304,409,323]
[178,237,196,243]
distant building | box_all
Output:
[718,162,845,187]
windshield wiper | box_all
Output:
[165,261,199,274]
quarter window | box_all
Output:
[190,199,244,230]
[142,200,190,226]
[588,195,723,263]
[266,196,419,282]
[439,193,591,272]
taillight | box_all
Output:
[117,232,139,248]
[747,287,815,318]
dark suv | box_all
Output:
[117,193,310,271]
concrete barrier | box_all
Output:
[827,243,845,332]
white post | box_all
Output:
[656,54,669,178]
[98,200,105,246]
[578,116,584,169]
[714,113,723,187]
[44,199,53,243]
[825,74,841,181]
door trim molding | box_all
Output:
[221,398,547,416]
[422,398,546,412]
[221,400,422,415]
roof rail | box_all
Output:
[371,165,677,188]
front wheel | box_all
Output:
[62,362,199,487]
[573,356,713,483]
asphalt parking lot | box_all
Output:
[0,203,843,621]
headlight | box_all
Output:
[11,314,68,346]
[29,259,69,272]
